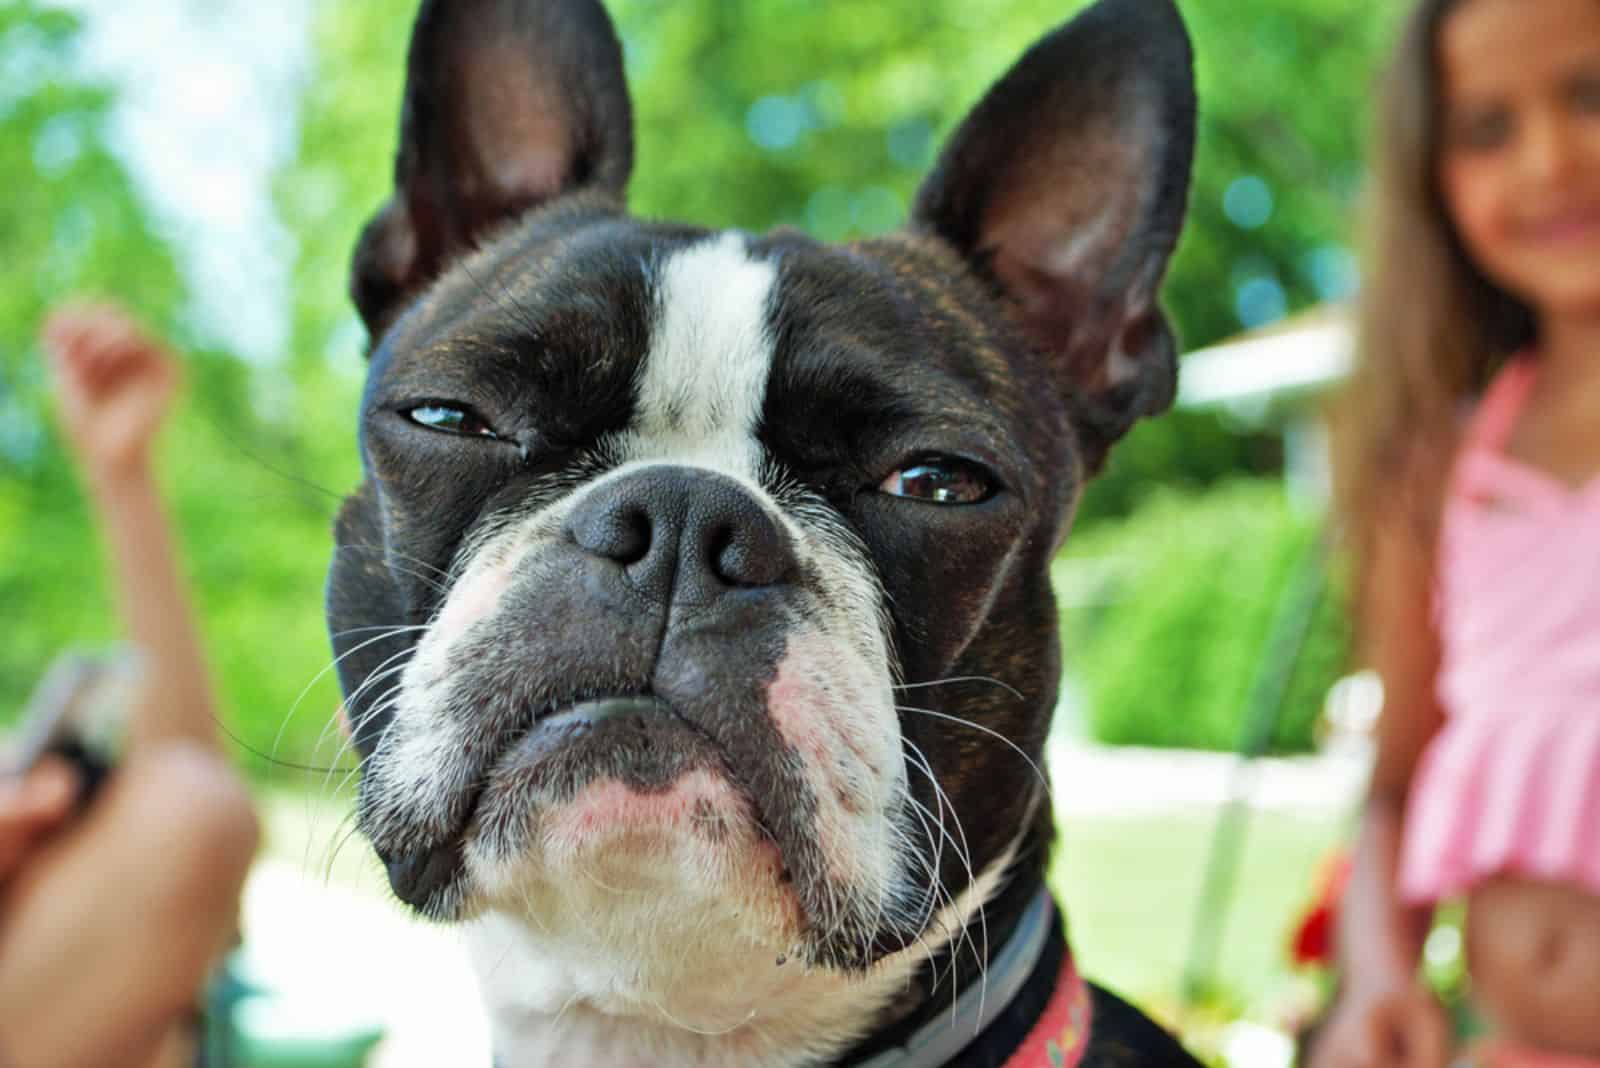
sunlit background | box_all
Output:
[5,0,1424,1064]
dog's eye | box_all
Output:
[879,457,995,505]
[404,404,498,439]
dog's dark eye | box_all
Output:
[879,457,995,505]
[404,404,498,439]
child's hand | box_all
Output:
[1311,983,1451,1068]
[0,759,80,882]
[41,303,179,478]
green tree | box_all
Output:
[1,3,182,708]
[6,0,1406,769]
[2,4,356,779]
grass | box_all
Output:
[1052,807,1345,1013]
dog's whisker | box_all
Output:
[902,777,947,933]
[307,671,402,792]
[902,741,972,1004]
[338,642,419,708]
[646,995,757,1037]
[886,812,955,990]
[319,693,403,840]
[552,989,583,1028]
[896,704,1051,800]
[898,818,944,945]
[517,882,552,939]
[332,543,453,594]
[903,741,975,893]
[322,815,367,887]
[328,623,432,641]
[274,627,419,767]
[310,688,398,816]
[899,761,955,930]
[902,736,986,1012]
[323,723,378,800]
[320,806,361,870]
[576,862,635,897]
[324,655,411,741]
[891,675,1025,703]
[312,654,411,775]
[307,722,389,875]
[898,795,950,928]
[210,717,357,776]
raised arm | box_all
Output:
[42,304,218,752]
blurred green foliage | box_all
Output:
[1059,480,1351,754]
[289,0,1396,521]
[5,0,1398,767]
[2,3,172,710]
[2,3,357,776]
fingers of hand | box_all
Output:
[0,759,80,824]
[42,304,173,401]
[1308,1000,1376,1068]
[1366,990,1451,1068]
[0,760,80,876]
[1406,994,1451,1068]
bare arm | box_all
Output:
[83,466,219,751]
[1310,511,1451,1068]
[42,306,219,753]
[1339,514,1446,987]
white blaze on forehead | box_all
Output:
[627,232,778,478]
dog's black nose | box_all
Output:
[567,466,794,604]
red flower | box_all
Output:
[1290,852,1352,968]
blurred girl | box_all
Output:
[0,305,258,1067]
[1315,2,1600,1067]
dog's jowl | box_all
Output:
[327,0,1200,1064]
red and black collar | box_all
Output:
[846,889,1090,1068]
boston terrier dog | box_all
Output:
[328,0,1201,1063]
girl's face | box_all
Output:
[1438,0,1600,318]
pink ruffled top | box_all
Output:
[1399,356,1600,905]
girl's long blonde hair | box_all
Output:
[1332,0,1534,594]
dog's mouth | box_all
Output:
[381,689,754,911]
[532,694,670,730]
[490,691,676,771]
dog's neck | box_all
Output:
[834,832,1059,1067]
[840,887,1069,1068]
[832,796,1055,1056]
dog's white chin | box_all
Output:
[460,851,865,1068]
[464,836,1020,1068]
[462,904,857,1068]
[462,768,808,982]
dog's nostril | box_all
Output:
[711,517,789,588]
[617,510,651,565]
[571,501,652,566]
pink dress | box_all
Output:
[1398,356,1600,905]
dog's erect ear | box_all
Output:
[352,0,634,338]
[912,0,1195,468]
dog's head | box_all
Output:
[329,0,1192,1056]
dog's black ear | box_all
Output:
[352,0,634,339]
[912,0,1195,468]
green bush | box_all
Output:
[1058,480,1351,754]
